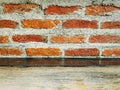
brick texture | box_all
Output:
[64,59,99,66]
[101,59,120,65]
[63,20,98,29]
[0,48,22,56]
[86,5,120,15]
[8,59,25,66]
[22,19,60,29]
[26,48,61,56]
[12,35,47,42]
[3,4,40,13]
[65,48,99,56]
[102,48,120,56]
[89,35,120,43]
[0,1,120,66]
[0,36,9,43]
[0,20,18,28]
[50,35,85,43]
[0,59,8,66]
[26,58,62,66]
[45,5,80,15]
[101,22,120,29]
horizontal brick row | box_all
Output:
[0,58,120,66]
[3,4,120,16]
[0,47,120,57]
[0,19,119,29]
[1,35,120,43]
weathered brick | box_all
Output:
[0,59,8,66]
[26,58,62,66]
[65,48,99,56]
[101,22,120,29]
[86,5,120,15]
[26,48,61,56]
[102,48,120,56]
[101,59,120,65]
[50,35,85,43]
[12,35,47,42]
[8,59,25,66]
[22,19,60,29]
[89,35,120,43]
[0,48,22,56]
[0,20,18,28]
[64,58,99,66]
[45,5,80,15]
[0,36,9,43]
[63,20,98,29]
[3,4,40,13]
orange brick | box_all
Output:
[89,35,120,43]
[3,4,40,13]
[12,35,47,42]
[65,48,99,56]
[101,22,120,29]
[0,20,18,28]
[63,20,98,29]
[22,19,60,29]
[0,36,9,43]
[51,35,85,43]
[85,5,120,15]
[26,48,61,56]
[0,48,22,56]
[45,5,80,15]
[102,48,120,56]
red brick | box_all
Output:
[64,59,99,66]
[101,59,120,65]
[63,20,98,29]
[89,35,120,43]
[26,48,61,56]
[102,48,120,56]
[101,22,120,29]
[0,48,22,56]
[0,20,18,28]
[8,59,25,66]
[85,5,120,15]
[26,58,62,66]
[22,19,60,29]
[45,5,80,15]
[0,59,8,66]
[65,48,99,56]
[0,36,9,43]
[3,4,40,13]
[50,35,85,43]
[12,35,47,42]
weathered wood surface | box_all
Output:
[0,66,119,90]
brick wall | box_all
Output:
[0,0,120,66]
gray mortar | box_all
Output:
[0,0,120,7]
